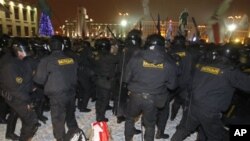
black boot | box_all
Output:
[170,99,181,121]
[77,98,84,110]
[35,100,48,124]
[79,108,91,112]
[134,128,142,135]
[0,117,7,124]
[97,117,109,122]
[6,110,19,140]
[106,105,113,110]
[117,116,126,124]
[155,130,169,139]
[36,100,48,124]
[6,133,20,140]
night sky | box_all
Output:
[24,0,250,30]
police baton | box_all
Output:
[106,25,125,115]
[106,26,119,42]
[191,17,201,40]
[116,49,126,115]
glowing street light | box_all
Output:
[119,12,129,16]
[120,19,127,27]
[227,23,237,32]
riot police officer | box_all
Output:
[168,35,194,121]
[0,37,38,141]
[124,34,177,141]
[171,45,250,141]
[63,36,79,61]
[114,29,143,123]
[77,40,95,112]
[29,38,49,124]
[33,35,78,141]
[94,38,119,122]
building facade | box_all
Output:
[0,0,38,37]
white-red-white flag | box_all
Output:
[207,0,233,44]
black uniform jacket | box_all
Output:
[192,63,250,112]
[33,51,78,95]
[125,49,177,95]
[1,56,33,102]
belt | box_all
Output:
[97,75,113,80]
[131,92,154,100]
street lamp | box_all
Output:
[227,23,237,32]
[119,12,129,16]
[120,19,127,27]
[227,23,237,42]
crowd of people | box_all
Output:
[0,29,250,141]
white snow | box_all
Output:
[0,101,197,141]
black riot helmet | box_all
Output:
[11,37,31,58]
[144,34,165,51]
[30,38,49,57]
[62,36,72,49]
[219,44,240,64]
[94,38,111,53]
[50,35,64,51]
[125,29,142,47]
[172,35,186,46]
[205,45,220,63]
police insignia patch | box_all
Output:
[16,77,23,84]
[176,52,186,58]
[58,58,74,65]
[200,66,221,75]
[243,68,250,73]
[143,60,164,69]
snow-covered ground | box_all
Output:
[0,101,196,141]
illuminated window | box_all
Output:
[30,10,34,21]
[23,9,27,21]
[5,5,10,18]
[7,25,12,36]
[16,25,21,36]
[31,27,36,36]
[14,7,19,19]
[24,26,29,36]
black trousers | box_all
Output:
[49,93,78,140]
[125,93,157,141]
[6,109,18,136]
[171,105,225,141]
[156,98,170,133]
[0,95,9,120]
[95,87,111,121]
[30,88,46,119]
[113,86,128,117]
[6,99,38,141]
[170,88,189,120]
[78,75,92,110]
